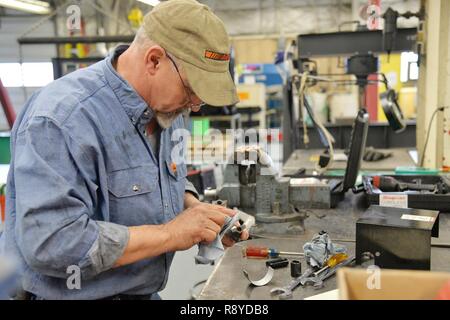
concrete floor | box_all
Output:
[160,247,214,300]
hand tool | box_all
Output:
[271,257,355,299]
[270,268,315,300]
[242,246,305,259]
[313,252,348,277]
[372,176,436,193]
[303,256,356,288]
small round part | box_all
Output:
[290,260,302,278]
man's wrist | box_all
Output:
[184,191,201,209]
[159,223,176,252]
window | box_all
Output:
[0,62,54,87]
[400,52,419,83]
[21,63,54,87]
[0,63,22,87]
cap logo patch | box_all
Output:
[205,50,230,61]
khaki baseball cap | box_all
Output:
[142,0,239,107]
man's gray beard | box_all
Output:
[155,112,180,129]
[155,108,191,129]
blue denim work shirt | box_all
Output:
[0,45,196,299]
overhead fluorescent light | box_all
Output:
[0,0,51,15]
[137,0,161,7]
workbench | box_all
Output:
[283,148,416,175]
[198,193,450,300]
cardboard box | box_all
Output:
[337,268,450,300]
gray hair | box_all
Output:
[133,27,183,72]
[133,27,156,50]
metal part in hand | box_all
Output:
[228,208,256,242]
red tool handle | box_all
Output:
[243,246,270,258]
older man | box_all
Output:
[0,0,246,300]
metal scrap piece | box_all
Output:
[243,267,275,287]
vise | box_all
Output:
[205,147,331,235]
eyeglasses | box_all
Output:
[166,53,205,110]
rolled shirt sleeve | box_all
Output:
[185,180,199,199]
[14,116,129,280]
[79,221,129,279]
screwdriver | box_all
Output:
[313,253,349,277]
[242,246,305,259]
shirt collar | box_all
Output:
[102,45,154,125]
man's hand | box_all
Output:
[163,203,236,252]
[114,201,247,268]
[183,193,249,248]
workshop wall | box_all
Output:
[0,15,56,130]
[232,39,279,64]
[222,0,420,65]
[203,0,420,36]
[209,0,351,36]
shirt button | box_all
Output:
[165,203,169,208]
[133,185,140,192]
[144,110,151,116]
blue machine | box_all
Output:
[238,63,283,88]
[238,63,284,127]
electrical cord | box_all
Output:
[280,40,296,85]
[299,72,310,147]
[376,73,390,91]
[291,72,336,173]
[420,106,450,167]
[306,98,335,173]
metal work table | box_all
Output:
[283,148,416,174]
[198,193,450,300]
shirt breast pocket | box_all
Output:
[107,165,162,226]
[165,160,187,215]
